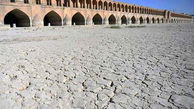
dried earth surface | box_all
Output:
[0,23,194,109]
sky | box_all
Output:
[115,0,194,15]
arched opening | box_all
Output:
[161,19,164,23]
[86,0,91,9]
[125,5,128,12]
[72,12,85,25]
[104,1,108,10]
[71,0,77,8]
[146,17,150,24]
[113,3,117,11]
[98,1,103,9]
[93,0,97,9]
[129,6,131,13]
[139,17,144,24]
[79,0,85,8]
[92,14,102,25]
[44,11,62,26]
[137,7,139,13]
[109,2,112,11]
[132,6,134,13]
[64,0,70,7]
[131,16,136,24]
[121,15,127,25]
[152,18,155,24]
[117,4,121,11]
[157,18,160,23]
[108,14,116,24]
[4,9,30,27]
[139,8,142,13]
[121,5,124,12]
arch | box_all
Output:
[139,8,142,13]
[93,0,97,9]
[44,11,62,26]
[117,4,121,11]
[4,9,30,27]
[86,0,91,9]
[71,0,77,8]
[137,7,139,13]
[131,16,136,24]
[92,14,102,25]
[104,1,108,10]
[125,5,128,12]
[98,1,103,9]
[72,12,85,25]
[113,3,117,11]
[121,4,124,12]
[109,2,112,11]
[157,18,160,23]
[121,15,127,25]
[129,6,131,13]
[64,0,70,7]
[132,6,134,13]
[108,14,116,24]
[79,0,85,8]
[161,19,164,23]
[146,17,150,24]
[152,18,155,24]
[139,17,144,24]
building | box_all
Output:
[0,0,192,27]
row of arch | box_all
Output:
[64,0,163,15]
[3,9,186,27]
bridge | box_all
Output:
[0,0,193,27]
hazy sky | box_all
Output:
[115,0,194,15]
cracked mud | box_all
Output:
[0,24,194,109]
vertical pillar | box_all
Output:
[70,0,73,7]
[136,19,139,24]
[96,0,98,9]
[102,2,104,10]
[66,20,72,25]
[77,0,80,8]
[117,19,121,25]
[92,0,94,9]
[105,18,108,25]
[143,19,146,24]
[128,18,131,24]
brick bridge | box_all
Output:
[0,0,193,27]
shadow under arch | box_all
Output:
[131,16,136,24]
[92,14,102,25]
[4,9,30,27]
[139,16,144,24]
[44,11,62,26]
[146,17,150,24]
[121,15,127,25]
[108,14,116,24]
[72,12,85,25]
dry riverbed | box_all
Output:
[0,23,194,109]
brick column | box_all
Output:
[70,0,73,7]
[105,17,108,25]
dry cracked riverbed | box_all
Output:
[0,24,194,109]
